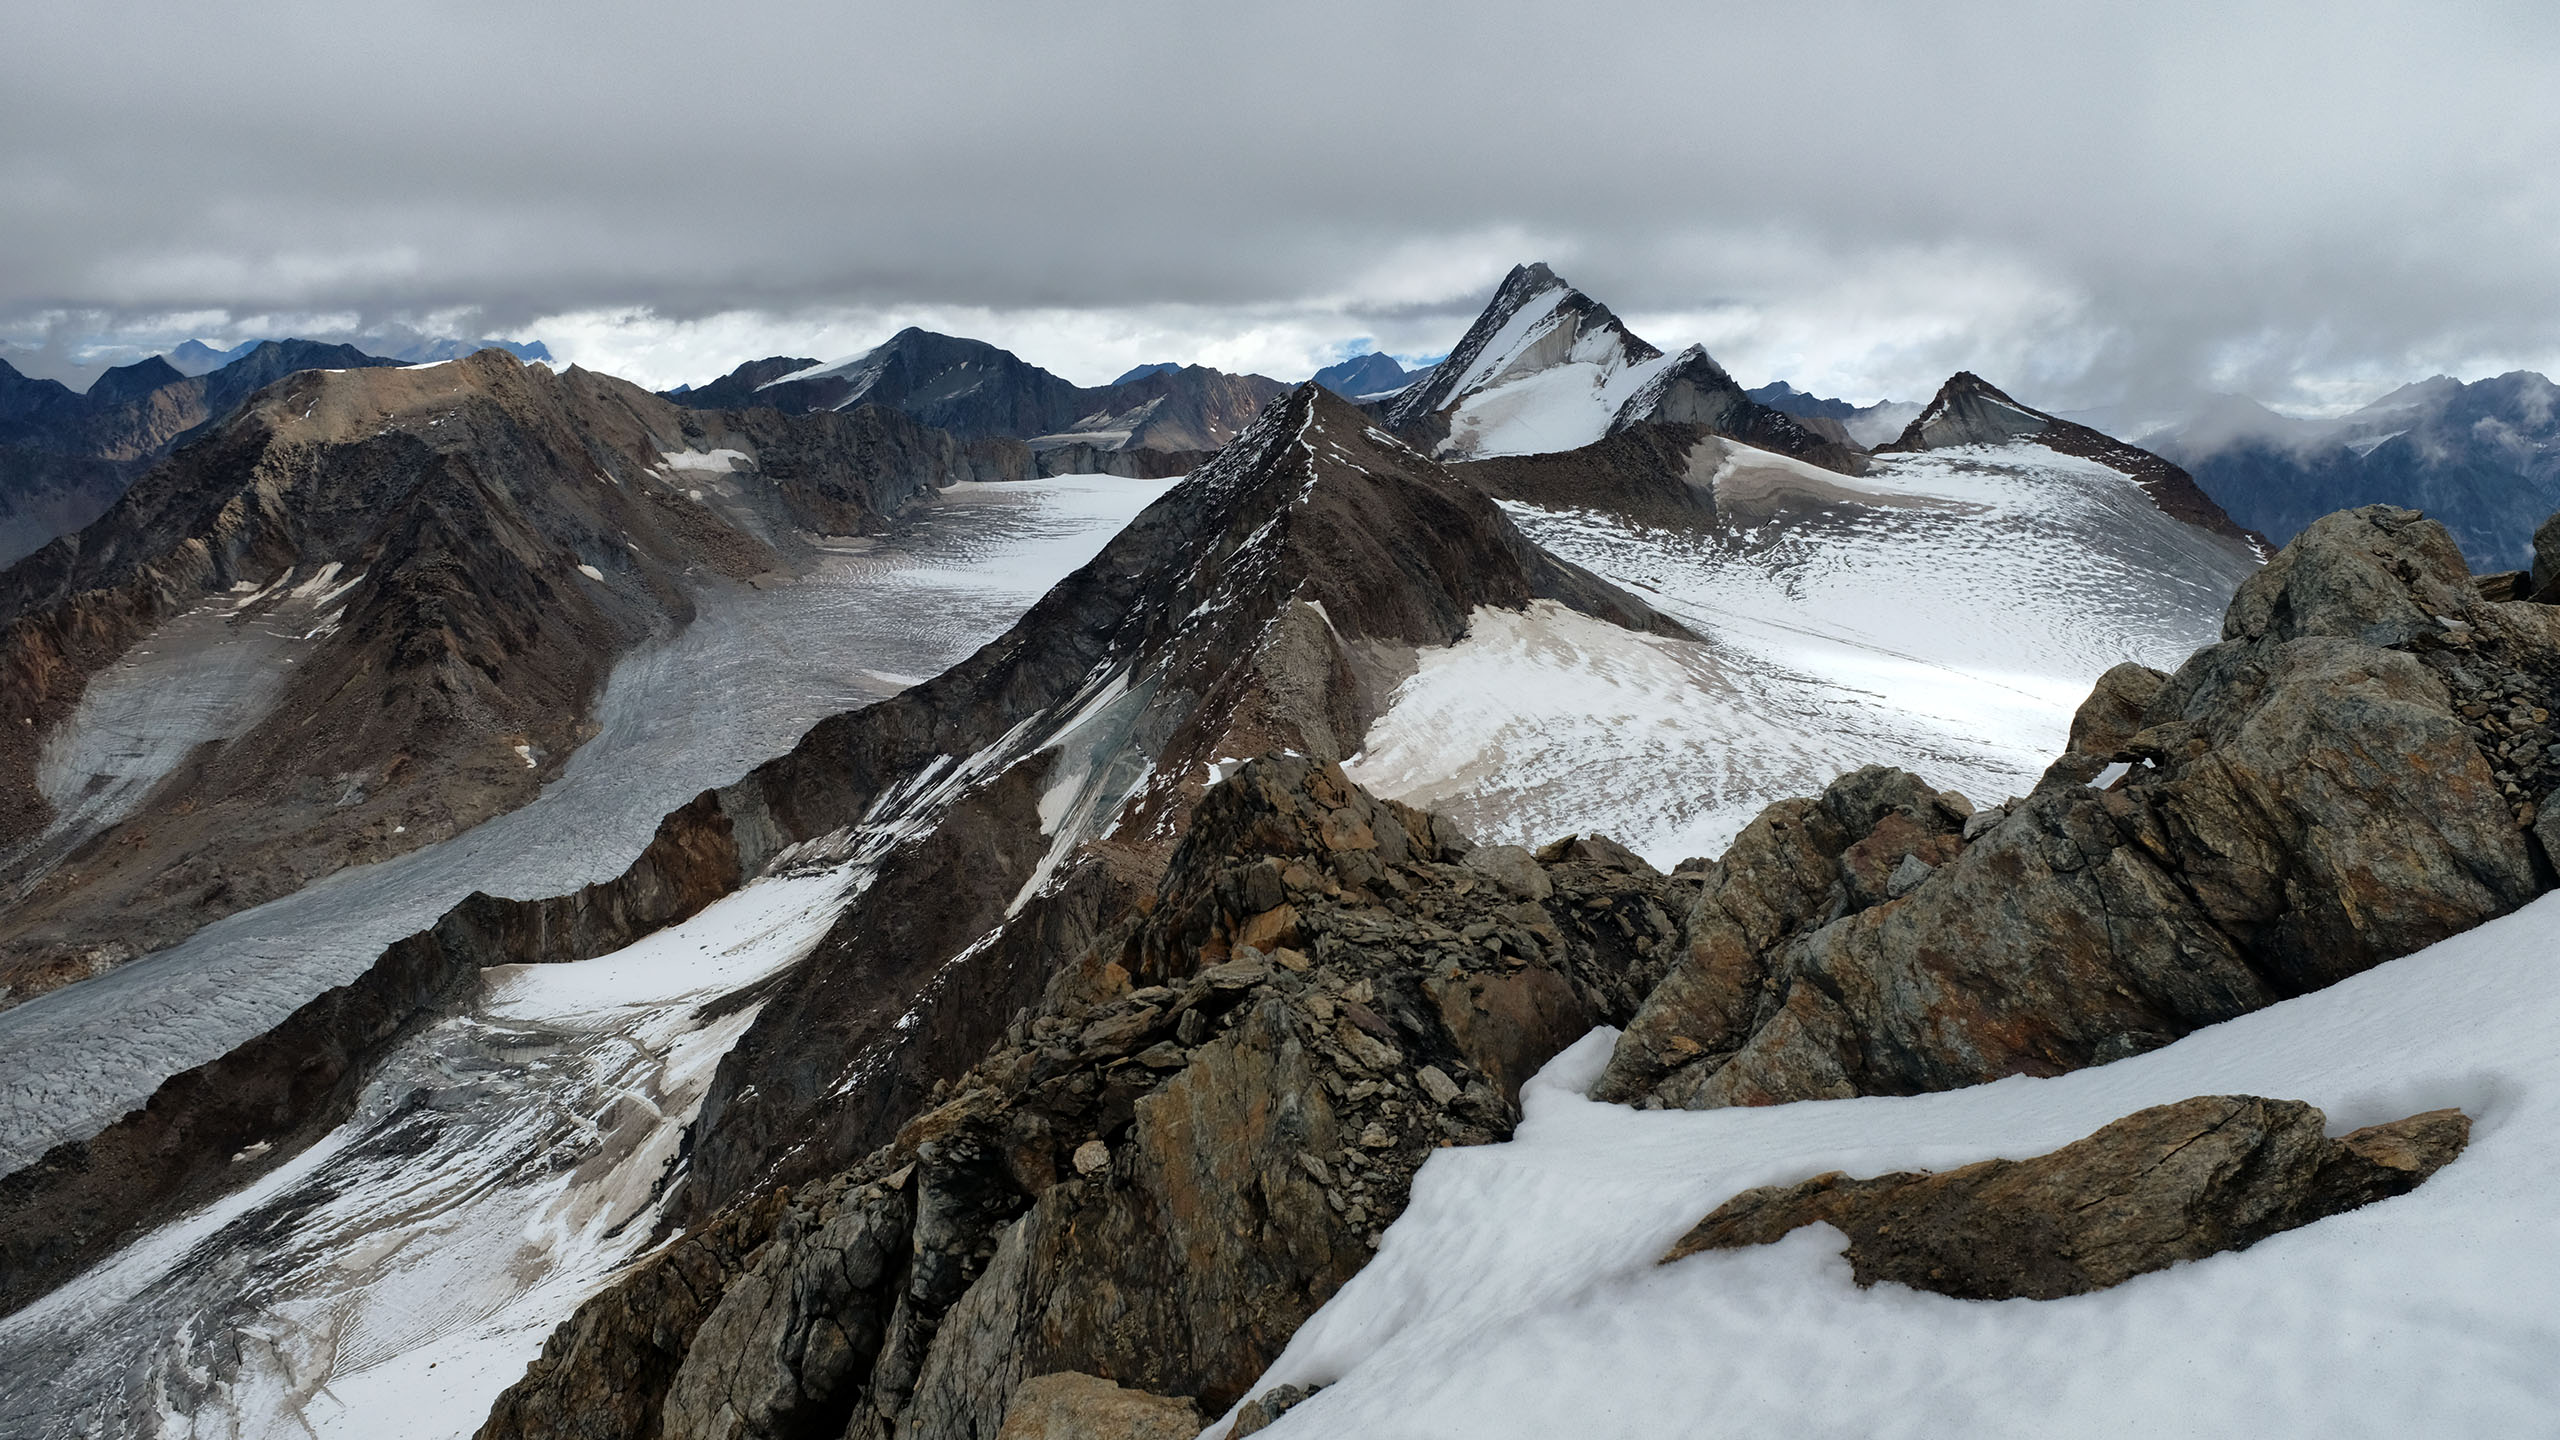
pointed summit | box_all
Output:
[1387,263,1863,474]
[1887,372,2263,547]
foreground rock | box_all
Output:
[1664,1095,2469,1300]
[478,757,1690,1440]
[992,1373,1202,1440]
[1600,503,2557,1109]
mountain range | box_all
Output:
[2136,371,2560,572]
[0,261,2551,1440]
[672,329,1290,460]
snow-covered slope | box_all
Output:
[1347,436,2262,862]
[1222,887,2560,1438]
[1383,265,1862,474]
[1385,264,1677,460]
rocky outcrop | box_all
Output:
[1663,1096,2469,1300]
[991,1374,1203,1440]
[2534,508,2560,601]
[1600,503,2554,1110]
[476,757,1691,1440]
[1883,371,2264,548]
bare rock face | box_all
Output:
[1662,1096,2469,1300]
[2531,507,2560,601]
[1601,503,2554,1110]
[477,758,1689,1440]
[992,1373,1202,1440]
[1591,766,1970,1105]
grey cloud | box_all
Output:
[4,0,2557,407]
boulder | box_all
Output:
[1662,1096,2468,1300]
[1591,766,1968,1104]
[1228,1383,1322,1437]
[994,1373,1202,1440]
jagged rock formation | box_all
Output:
[1379,263,1862,474]
[476,756,1692,1440]
[2144,373,2560,572]
[1663,1095,2469,1299]
[1883,371,2263,548]
[1597,503,2558,1110]
[671,334,1286,455]
[0,351,1005,1003]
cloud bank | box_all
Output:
[6,0,2556,411]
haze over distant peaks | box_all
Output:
[1745,380,1923,449]
[2139,371,2560,570]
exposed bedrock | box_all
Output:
[1598,502,2560,1110]
[1662,1095,2470,1300]
[477,757,1692,1440]
[0,353,996,1001]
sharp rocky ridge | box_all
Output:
[0,381,1681,1316]
[1381,262,1866,475]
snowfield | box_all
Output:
[1350,440,2262,863]
[1229,889,2560,1439]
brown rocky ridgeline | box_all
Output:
[0,349,1016,1003]
[1662,1095,2470,1300]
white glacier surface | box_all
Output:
[1349,440,2262,863]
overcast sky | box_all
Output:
[6,0,2557,416]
